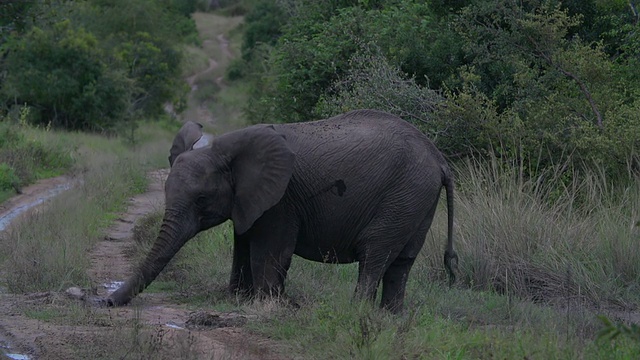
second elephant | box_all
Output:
[105,109,458,313]
[168,121,214,166]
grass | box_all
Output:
[123,153,640,359]
[2,7,639,360]
[0,120,174,292]
[180,12,248,133]
[448,157,640,307]
[0,120,76,202]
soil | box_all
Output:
[0,32,290,359]
[0,169,289,360]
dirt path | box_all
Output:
[0,169,287,360]
[186,34,233,129]
[0,24,289,359]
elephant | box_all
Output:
[168,121,214,166]
[103,109,458,313]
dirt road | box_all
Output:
[0,170,287,359]
[0,21,289,359]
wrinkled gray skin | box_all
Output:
[104,109,458,313]
[168,121,214,167]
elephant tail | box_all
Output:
[443,167,458,286]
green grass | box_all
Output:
[179,12,247,133]
[124,153,640,358]
[0,120,76,202]
[447,157,640,307]
[0,120,174,292]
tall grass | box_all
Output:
[126,155,640,358]
[439,157,640,307]
[0,121,75,202]
[0,124,174,292]
[1,155,147,292]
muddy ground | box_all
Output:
[0,170,289,360]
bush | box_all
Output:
[0,120,74,195]
[0,163,20,193]
[2,21,131,131]
[444,156,640,306]
[314,48,443,134]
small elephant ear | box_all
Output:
[169,121,204,166]
[192,133,214,149]
[229,125,295,234]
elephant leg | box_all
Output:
[354,257,386,302]
[246,207,298,299]
[229,235,253,296]
[354,232,405,304]
[250,237,296,298]
[380,204,437,313]
[380,256,416,313]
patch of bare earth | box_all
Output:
[0,170,288,359]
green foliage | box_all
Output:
[0,163,20,196]
[245,0,464,123]
[0,0,197,132]
[452,1,640,175]
[247,5,364,123]
[112,31,182,117]
[163,0,200,16]
[0,0,35,35]
[314,47,443,134]
[237,0,640,178]
[598,315,640,343]
[240,1,288,61]
[2,21,131,130]
[0,119,74,199]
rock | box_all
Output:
[65,287,86,300]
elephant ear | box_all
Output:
[192,133,214,149]
[230,125,295,234]
[169,121,204,166]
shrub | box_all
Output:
[1,21,131,131]
[314,47,443,134]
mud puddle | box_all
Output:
[0,177,74,232]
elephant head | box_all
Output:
[105,124,295,306]
[168,121,215,166]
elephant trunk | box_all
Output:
[107,210,196,306]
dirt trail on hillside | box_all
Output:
[186,34,232,130]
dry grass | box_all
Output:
[444,157,640,308]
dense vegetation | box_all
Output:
[0,0,200,132]
[0,120,74,202]
[0,1,639,357]
[235,0,640,179]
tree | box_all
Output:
[0,0,196,131]
[453,0,639,174]
[2,20,130,130]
